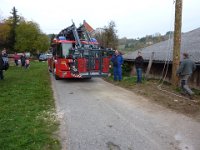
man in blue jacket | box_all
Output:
[111,50,123,81]
[176,52,196,99]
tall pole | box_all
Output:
[172,0,182,86]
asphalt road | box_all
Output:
[51,77,200,150]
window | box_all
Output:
[62,43,72,58]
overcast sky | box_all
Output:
[0,0,200,38]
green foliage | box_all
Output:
[106,75,142,86]
[15,21,38,51]
[15,20,49,53]
[0,22,11,48]
[0,62,60,150]
[0,7,49,54]
[0,7,20,51]
[33,34,50,53]
[122,61,133,76]
[49,34,56,42]
[94,21,118,49]
[109,62,133,79]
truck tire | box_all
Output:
[48,66,52,72]
[53,68,60,80]
[55,74,60,80]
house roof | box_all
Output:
[123,28,200,63]
[83,20,94,33]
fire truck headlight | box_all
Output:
[61,61,66,65]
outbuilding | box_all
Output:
[123,28,200,89]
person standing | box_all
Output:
[2,48,8,57]
[25,58,30,69]
[111,50,123,81]
[14,52,19,66]
[135,51,144,83]
[0,52,4,80]
[1,48,9,71]
[20,53,26,67]
[176,52,196,99]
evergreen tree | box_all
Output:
[8,7,20,52]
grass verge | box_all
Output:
[0,62,60,150]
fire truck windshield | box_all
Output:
[62,43,72,58]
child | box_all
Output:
[25,58,30,69]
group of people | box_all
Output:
[14,52,30,68]
[1,47,197,98]
[110,49,196,99]
[111,50,144,83]
[0,48,30,80]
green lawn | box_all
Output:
[0,62,60,150]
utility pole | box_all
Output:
[172,0,182,86]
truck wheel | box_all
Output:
[55,75,60,80]
[53,68,60,80]
[48,66,52,72]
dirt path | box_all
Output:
[107,79,200,122]
[52,77,200,150]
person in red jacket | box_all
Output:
[14,52,19,66]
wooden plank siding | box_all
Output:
[125,60,200,89]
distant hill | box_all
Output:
[118,31,174,52]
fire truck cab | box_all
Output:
[48,22,113,80]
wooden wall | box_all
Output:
[125,61,200,89]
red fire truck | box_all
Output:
[48,22,113,80]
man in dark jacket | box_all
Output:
[135,51,144,83]
[20,53,26,67]
[2,48,9,70]
[0,53,4,80]
[111,50,123,81]
[176,53,196,99]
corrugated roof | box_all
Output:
[123,28,200,63]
